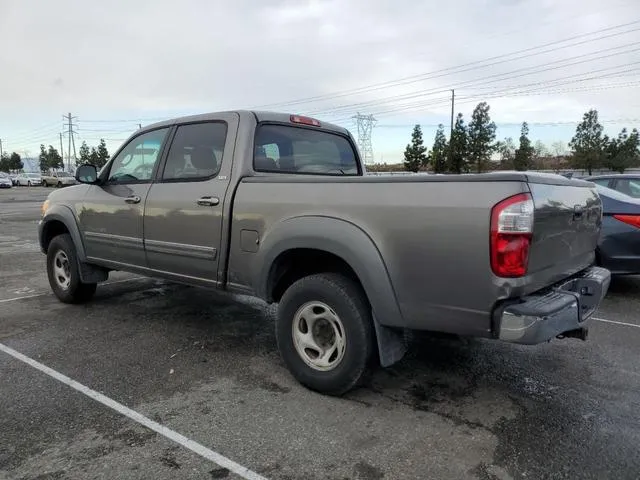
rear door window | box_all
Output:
[614,178,640,198]
[162,122,227,182]
[254,124,359,175]
[591,178,611,188]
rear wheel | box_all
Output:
[27,181,31,186]
[276,273,374,396]
[46,234,97,303]
[57,181,62,188]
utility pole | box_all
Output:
[63,113,78,171]
[0,138,3,158]
[59,133,64,170]
[352,113,377,165]
[448,89,455,168]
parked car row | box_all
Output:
[0,171,77,187]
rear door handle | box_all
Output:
[197,196,220,207]
[125,195,141,204]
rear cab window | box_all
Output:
[253,124,361,175]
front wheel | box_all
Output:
[46,234,97,303]
[276,273,374,396]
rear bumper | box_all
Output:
[495,266,611,345]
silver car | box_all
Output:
[15,172,43,186]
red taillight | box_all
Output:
[613,214,640,229]
[490,193,534,278]
[290,114,321,127]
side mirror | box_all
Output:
[75,164,98,184]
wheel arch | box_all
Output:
[40,205,87,261]
[255,216,408,367]
[256,216,404,329]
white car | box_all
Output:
[15,172,43,186]
[0,173,12,188]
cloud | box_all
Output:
[0,0,638,155]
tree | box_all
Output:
[604,128,640,173]
[551,141,565,157]
[513,122,535,171]
[78,141,91,166]
[89,147,100,166]
[467,102,497,173]
[430,124,448,173]
[9,152,23,171]
[96,138,110,168]
[0,153,9,173]
[448,113,468,174]
[47,145,63,170]
[39,144,48,172]
[403,124,428,173]
[550,141,566,172]
[497,137,516,170]
[78,139,110,168]
[569,109,607,175]
[534,140,548,158]
[39,144,63,171]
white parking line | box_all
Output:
[0,342,268,480]
[0,277,147,304]
[593,317,640,329]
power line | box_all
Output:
[329,62,640,122]
[80,116,168,123]
[251,20,640,110]
[312,45,640,118]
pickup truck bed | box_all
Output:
[37,110,611,395]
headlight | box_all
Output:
[41,199,50,217]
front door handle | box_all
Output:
[197,196,220,207]
[125,195,141,204]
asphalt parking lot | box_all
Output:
[1,187,640,480]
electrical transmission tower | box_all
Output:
[352,113,376,165]
[62,113,78,171]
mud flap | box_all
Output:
[372,311,407,367]
[78,261,109,284]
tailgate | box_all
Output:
[527,179,602,280]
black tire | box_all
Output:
[276,273,374,396]
[57,181,62,188]
[27,181,31,187]
[46,233,97,304]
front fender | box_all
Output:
[39,204,87,262]
[255,215,405,328]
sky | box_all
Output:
[1,0,639,166]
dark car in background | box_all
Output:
[588,174,640,198]
[594,184,640,275]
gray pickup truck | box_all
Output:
[38,110,611,395]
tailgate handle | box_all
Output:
[573,205,584,219]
